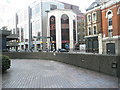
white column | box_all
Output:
[69,17,74,51]
[75,16,78,44]
[56,14,62,50]
[98,33,103,54]
[47,15,50,51]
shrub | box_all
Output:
[0,55,11,71]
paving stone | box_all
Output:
[2,59,118,88]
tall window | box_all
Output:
[106,10,113,37]
[108,18,112,26]
[117,7,120,15]
[87,14,91,22]
[36,4,40,14]
[61,14,69,49]
[73,20,76,42]
[88,27,92,35]
[108,29,112,37]
[93,26,97,34]
[50,16,56,42]
[92,12,97,21]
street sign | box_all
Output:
[65,43,69,49]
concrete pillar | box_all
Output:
[56,15,62,50]
[69,18,74,51]
[47,14,51,51]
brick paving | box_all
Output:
[2,59,118,88]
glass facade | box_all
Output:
[61,14,69,49]
[50,16,56,50]
[73,20,76,43]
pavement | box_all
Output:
[2,59,119,88]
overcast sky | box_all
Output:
[0,0,95,28]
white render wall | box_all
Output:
[47,9,77,50]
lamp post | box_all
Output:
[33,36,37,52]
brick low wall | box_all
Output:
[3,52,120,77]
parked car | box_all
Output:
[58,49,69,52]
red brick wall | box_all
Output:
[102,2,120,37]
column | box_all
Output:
[98,33,103,54]
[69,17,74,51]
[56,14,62,50]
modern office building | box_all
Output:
[14,0,64,51]
[60,2,82,15]
[7,0,82,52]
[47,9,77,51]
[101,0,120,55]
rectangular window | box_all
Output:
[50,5,57,10]
[108,29,112,37]
[108,18,112,26]
[32,7,35,17]
[87,15,91,22]
[94,26,97,34]
[36,4,40,14]
[92,13,96,21]
[88,27,92,35]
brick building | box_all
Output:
[101,0,120,55]
[77,14,85,45]
[85,0,103,54]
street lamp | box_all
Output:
[33,36,37,52]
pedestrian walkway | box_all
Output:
[2,59,118,88]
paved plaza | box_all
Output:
[2,59,119,88]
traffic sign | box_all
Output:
[65,43,69,49]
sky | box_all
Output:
[0,0,95,28]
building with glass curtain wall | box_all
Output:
[7,0,82,52]
[16,0,64,51]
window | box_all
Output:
[32,7,35,17]
[108,18,112,26]
[87,14,91,22]
[106,10,113,18]
[117,7,120,15]
[108,11,111,15]
[108,29,112,32]
[50,16,56,42]
[61,14,69,41]
[50,5,57,10]
[93,26,97,34]
[36,20,40,30]
[108,29,112,37]
[88,27,92,35]
[92,12,97,21]
[36,4,40,14]
[106,10,113,27]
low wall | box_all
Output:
[3,52,119,77]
